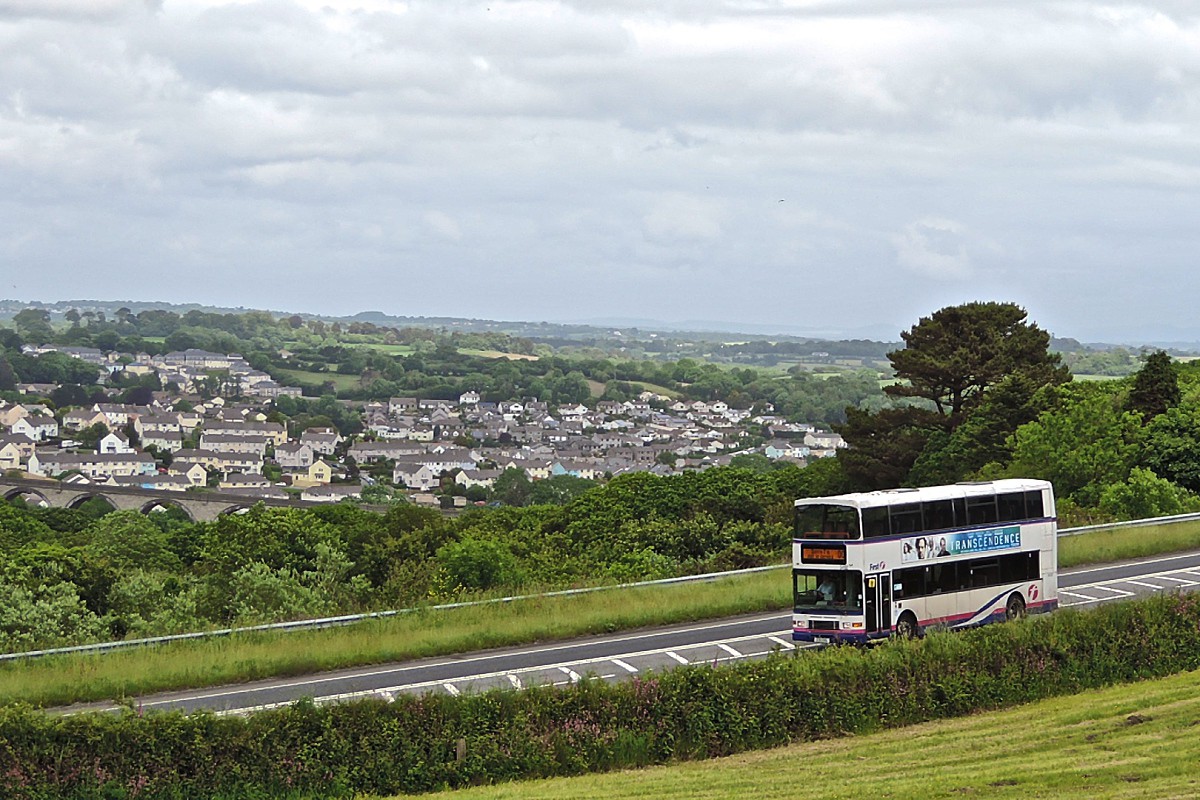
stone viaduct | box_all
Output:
[0,476,333,523]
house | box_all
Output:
[199,433,270,458]
[141,429,183,453]
[0,439,26,471]
[94,403,149,429]
[301,484,361,503]
[455,468,501,489]
[388,397,418,416]
[0,403,31,427]
[300,428,342,456]
[134,414,182,436]
[804,430,846,451]
[219,473,273,491]
[10,414,58,441]
[97,431,135,454]
[458,390,481,406]
[172,448,263,477]
[306,459,333,485]
[202,420,287,446]
[392,461,439,491]
[166,461,209,486]
[62,408,109,431]
[111,474,192,492]
[28,451,156,480]
[347,441,422,463]
[274,442,314,470]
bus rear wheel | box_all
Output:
[895,612,918,640]
[1006,593,1026,621]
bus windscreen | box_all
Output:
[795,503,861,540]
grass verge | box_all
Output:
[422,665,1200,800]
[3,570,789,708]
[7,518,1200,709]
[1060,518,1200,569]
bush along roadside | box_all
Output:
[4,592,1200,799]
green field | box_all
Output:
[457,348,539,360]
[421,665,1200,800]
[272,368,362,392]
[352,343,415,355]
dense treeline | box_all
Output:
[0,463,844,652]
[3,592,1198,799]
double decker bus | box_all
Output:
[792,479,1057,644]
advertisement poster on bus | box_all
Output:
[900,526,1022,563]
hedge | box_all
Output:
[4,592,1200,799]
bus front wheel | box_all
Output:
[1006,593,1026,621]
[895,612,919,639]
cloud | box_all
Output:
[892,218,972,280]
[1,1,1200,339]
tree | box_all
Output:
[12,308,53,342]
[1142,405,1200,493]
[998,383,1143,505]
[492,468,533,507]
[1126,350,1180,422]
[837,302,1070,490]
[887,302,1069,424]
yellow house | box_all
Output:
[293,459,333,488]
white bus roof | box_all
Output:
[793,479,1053,510]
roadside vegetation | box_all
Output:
[5,592,1200,799]
[0,568,788,708]
[426,657,1200,800]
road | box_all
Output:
[63,548,1200,716]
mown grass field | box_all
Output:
[9,518,1200,709]
[457,348,539,360]
[423,666,1200,800]
[271,368,362,392]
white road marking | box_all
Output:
[769,636,795,650]
[507,674,522,689]
[1155,575,1197,585]
[443,683,460,697]
[1124,580,1167,589]
[136,612,789,708]
[612,659,638,673]
[718,643,743,658]
[1063,551,1200,577]
[559,666,582,682]
[666,651,689,665]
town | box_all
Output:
[2,344,845,510]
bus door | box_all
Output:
[864,574,892,634]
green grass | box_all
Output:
[419,666,1200,800]
[4,570,790,709]
[8,518,1200,709]
[350,343,415,355]
[457,348,539,360]
[272,368,362,392]
[1060,518,1200,569]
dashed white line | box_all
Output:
[666,651,689,665]
[1124,580,1167,589]
[443,683,460,697]
[559,666,582,683]
[612,658,638,673]
[769,636,795,650]
[718,643,743,658]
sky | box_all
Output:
[2,1,1199,343]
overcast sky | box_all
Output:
[2,1,1198,342]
